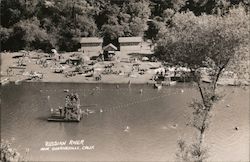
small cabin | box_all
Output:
[103,43,117,61]
[119,37,143,52]
[79,37,103,54]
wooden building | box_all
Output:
[79,37,103,54]
[118,37,143,52]
[103,43,118,61]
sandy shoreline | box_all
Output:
[1,51,249,86]
[10,80,156,84]
[0,51,162,84]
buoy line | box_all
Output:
[42,88,181,114]
[39,87,182,93]
[39,88,180,96]
[100,92,173,113]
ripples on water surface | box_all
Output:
[1,82,249,161]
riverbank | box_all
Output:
[1,51,249,86]
[1,51,162,84]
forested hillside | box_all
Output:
[1,0,249,52]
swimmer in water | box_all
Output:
[128,80,131,86]
[124,126,130,132]
[64,89,69,92]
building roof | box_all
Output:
[80,37,103,43]
[119,37,143,43]
[103,43,117,51]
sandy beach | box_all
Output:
[0,50,164,84]
[1,50,249,86]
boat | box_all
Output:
[47,115,81,122]
[15,79,25,85]
[63,89,69,92]
[85,73,93,77]
[201,78,212,83]
[1,78,10,86]
[169,81,177,86]
[54,68,64,73]
[162,80,177,86]
[27,72,43,80]
[48,93,83,122]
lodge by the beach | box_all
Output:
[79,37,143,54]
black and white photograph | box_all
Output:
[0,0,249,161]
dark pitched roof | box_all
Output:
[103,43,117,51]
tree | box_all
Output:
[95,3,120,29]
[150,0,172,16]
[99,0,151,46]
[145,17,166,41]
[1,139,28,162]
[0,0,98,52]
[53,0,98,51]
[128,17,147,36]
[155,7,249,161]
[162,8,175,22]
[10,17,53,52]
[101,24,124,47]
[150,0,187,16]
[0,0,38,28]
[121,0,151,36]
[0,26,13,51]
[98,4,122,46]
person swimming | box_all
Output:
[124,126,130,132]
[64,89,69,92]
[128,80,131,86]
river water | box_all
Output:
[1,82,249,161]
